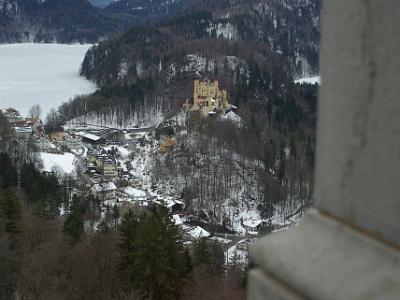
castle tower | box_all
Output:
[192,80,230,115]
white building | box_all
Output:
[15,126,33,139]
[90,182,117,200]
[121,187,147,206]
[242,219,269,234]
[182,225,210,241]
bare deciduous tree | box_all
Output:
[28,104,42,120]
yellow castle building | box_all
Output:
[186,80,230,116]
[160,135,177,153]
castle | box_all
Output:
[186,80,231,116]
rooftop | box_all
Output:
[92,182,117,192]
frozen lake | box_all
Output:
[0,43,97,116]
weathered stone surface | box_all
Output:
[248,1,400,298]
[247,269,305,300]
[315,0,400,245]
[250,209,400,300]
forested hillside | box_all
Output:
[67,0,319,124]
[0,112,246,299]
[83,0,320,84]
[52,0,320,233]
[104,0,190,24]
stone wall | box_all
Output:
[248,1,400,299]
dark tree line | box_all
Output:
[20,163,63,218]
[0,151,245,299]
[0,154,21,243]
[0,112,14,153]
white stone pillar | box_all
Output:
[248,1,400,299]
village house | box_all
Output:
[14,118,46,141]
[94,153,108,173]
[129,178,143,189]
[185,80,231,116]
[25,117,43,133]
[1,108,23,124]
[14,126,33,140]
[182,225,210,242]
[48,129,65,142]
[90,182,117,200]
[82,133,104,145]
[150,197,185,214]
[103,159,119,177]
[160,135,176,153]
[120,187,148,206]
[86,148,99,164]
[158,198,185,214]
[2,108,45,141]
[242,219,269,235]
[236,238,254,251]
[87,163,97,175]
[167,199,185,214]
[86,149,119,177]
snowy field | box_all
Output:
[39,152,77,175]
[0,43,96,116]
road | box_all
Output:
[66,122,155,133]
[213,233,259,251]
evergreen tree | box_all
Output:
[278,158,286,185]
[306,135,315,168]
[240,259,258,288]
[250,115,260,140]
[20,162,62,214]
[263,139,275,170]
[97,220,110,234]
[0,113,13,152]
[112,204,120,228]
[118,208,139,280]
[0,153,18,188]
[192,238,225,274]
[259,188,275,220]
[0,189,21,234]
[279,139,286,161]
[289,136,297,159]
[120,207,189,299]
[118,209,139,256]
[104,204,112,226]
[63,196,84,244]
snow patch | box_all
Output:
[39,152,77,175]
[207,22,239,40]
[294,76,320,85]
[223,111,243,127]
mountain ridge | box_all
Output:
[0,0,124,43]
[52,0,320,141]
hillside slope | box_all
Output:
[82,0,320,85]
[104,0,190,24]
[74,0,319,130]
[54,0,320,235]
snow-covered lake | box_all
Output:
[0,43,97,116]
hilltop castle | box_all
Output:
[185,80,231,116]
